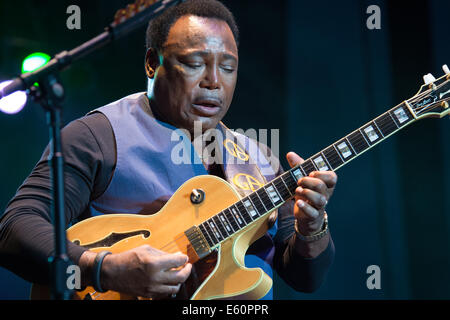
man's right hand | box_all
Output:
[80,245,192,299]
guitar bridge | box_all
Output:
[184,226,211,259]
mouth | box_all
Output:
[191,98,222,117]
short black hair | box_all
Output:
[146,0,239,52]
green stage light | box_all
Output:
[22,52,51,74]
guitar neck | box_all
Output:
[293,100,417,174]
[188,100,418,255]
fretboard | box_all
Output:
[190,101,417,252]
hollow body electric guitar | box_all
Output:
[31,66,450,300]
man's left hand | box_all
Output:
[286,152,337,236]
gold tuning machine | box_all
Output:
[441,101,449,109]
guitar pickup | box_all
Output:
[184,226,211,260]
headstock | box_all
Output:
[408,64,450,119]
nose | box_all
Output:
[200,64,220,90]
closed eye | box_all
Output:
[222,66,235,73]
[185,63,203,69]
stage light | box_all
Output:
[22,52,51,73]
[0,80,27,114]
[0,52,51,114]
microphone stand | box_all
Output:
[29,74,72,300]
[1,0,185,300]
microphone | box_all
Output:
[0,77,25,99]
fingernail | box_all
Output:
[297,200,305,208]
[297,187,303,193]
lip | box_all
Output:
[191,98,222,116]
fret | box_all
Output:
[256,188,275,211]
[323,146,344,170]
[387,111,400,129]
[230,205,246,227]
[301,159,317,175]
[345,137,357,154]
[199,223,216,247]
[249,192,266,214]
[213,215,229,238]
[282,171,299,192]
[291,167,304,183]
[280,174,293,197]
[321,152,333,170]
[312,154,331,172]
[207,219,223,242]
[371,120,384,138]
[273,177,292,200]
[265,184,283,206]
[236,202,253,224]
[223,208,239,232]
[347,130,369,154]
[242,198,259,219]
[299,165,307,177]
[387,111,400,128]
[332,144,345,162]
[218,212,233,234]
[361,123,383,145]
[375,112,398,136]
[335,138,356,161]
[358,128,371,146]
[390,103,414,127]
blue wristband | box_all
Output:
[92,251,112,293]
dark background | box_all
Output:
[0,0,449,299]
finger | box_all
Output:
[295,187,327,209]
[158,263,192,285]
[286,152,305,168]
[295,199,321,220]
[309,171,338,189]
[298,176,328,195]
[155,252,189,270]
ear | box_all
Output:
[145,48,160,79]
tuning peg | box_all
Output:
[423,73,436,85]
[443,64,450,75]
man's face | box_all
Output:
[147,15,239,134]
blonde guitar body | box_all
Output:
[31,175,273,300]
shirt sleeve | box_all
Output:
[273,199,335,293]
[0,112,115,284]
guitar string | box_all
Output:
[412,95,448,112]
[155,98,450,255]
[418,77,448,100]
[413,97,450,115]
[408,80,449,113]
[408,80,447,109]
[104,86,450,257]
